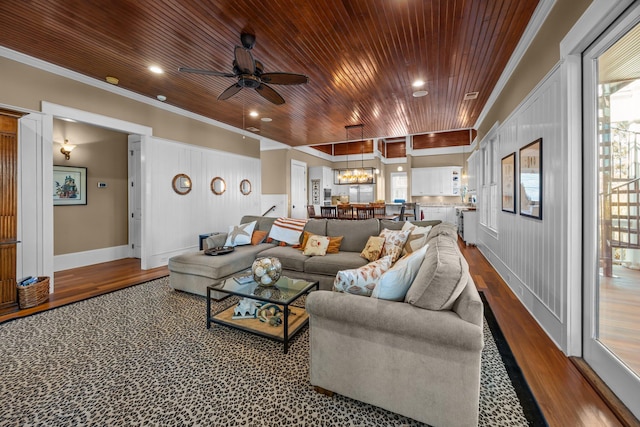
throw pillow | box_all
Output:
[401,221,431,255]
[267,217,308,245]
[251,230,268,245]
[333,255,393,296]
[224,221,257,247]
[360,236,386,262]
[371,244,428,301]
[299,231,343,254]
[379,228,411,263]
[405,235,469,310]
[303,235,330,256]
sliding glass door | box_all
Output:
[583,4,640,418]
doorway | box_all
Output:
[290,159,307,219]
[583,4,640,418]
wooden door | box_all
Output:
[0,114,18,310]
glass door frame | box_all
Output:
[583,3,640,418]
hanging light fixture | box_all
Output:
[335,124,374,184]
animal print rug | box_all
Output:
[0,277,545,426]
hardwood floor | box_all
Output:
[0,253,634,426]
[0,258,168,323]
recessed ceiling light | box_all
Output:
[261,117,272,122]
[105,76,119,85]
[412,90,428,97]
[249,111,259,117]
[246,126,260,132]
[157,95,167,102]
[397,166,403,171]
[149,65,164,74]
[412,80,425,88]
[464,91,479,100]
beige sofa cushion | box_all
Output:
[405,235,469,310]
[425,222,458,244]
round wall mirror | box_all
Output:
[240,179,252,195]
[172,173,192,195]
[211,176,226,195]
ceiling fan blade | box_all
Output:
[178,67,235,78]
[255,83,285,105]
[234,46,255,75]
[260,72,309,85]
[217,83,243,101]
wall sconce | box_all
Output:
[60,139,76,160]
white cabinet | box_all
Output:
[421,206,456,224]
[461,210,477,245]
[411,167,462,196]
[309,166,333,205]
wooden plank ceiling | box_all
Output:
[0,1,539,147]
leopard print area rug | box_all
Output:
[0,277,545,426]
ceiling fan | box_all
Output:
[179,33,309,105]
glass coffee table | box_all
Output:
[206,274,319,353]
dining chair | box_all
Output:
[356,206,375,220]
[371,203,387,218]
[402,202,416,221]
[320,206,337,218]
[306,205,316,218]
[337,204,353,219]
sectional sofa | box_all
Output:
[168,215,440,298]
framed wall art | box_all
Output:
[501,152,516,213]
[53,165,87,205]
[519,138,542,219]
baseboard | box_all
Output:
[569,357,639,427]
[54,245,131,272]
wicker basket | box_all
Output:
[17,276,50,309]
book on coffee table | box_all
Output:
[233,271,254,285]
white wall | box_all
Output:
[143,137,261,268]
[476,65,570,350]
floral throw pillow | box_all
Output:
[333,255,393,296]
[360,236,386,262]
[379,228,411,263]
[303,235,330,256]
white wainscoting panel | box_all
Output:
[477,65,569,351]
[143,137,261,268]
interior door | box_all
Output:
[290,160,307,219]
[128,136,141,258]
[583,5,640,419]
[0,114,19,310]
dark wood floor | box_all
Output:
[0,251,633,426]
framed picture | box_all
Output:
[519,138,542,219]
[53,165,87,205]
[501,152,516,213]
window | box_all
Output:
[390,172,407,201]
[480,135,498,231]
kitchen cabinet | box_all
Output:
[411,167,462,196]
[309,166,333,205]
[421,206,456,224]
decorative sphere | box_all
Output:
[252,257,282,287]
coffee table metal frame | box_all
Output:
[206,276,319,353]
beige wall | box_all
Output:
[477,0,591,137]
[0,57,260,157]
[53,120,128,255]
